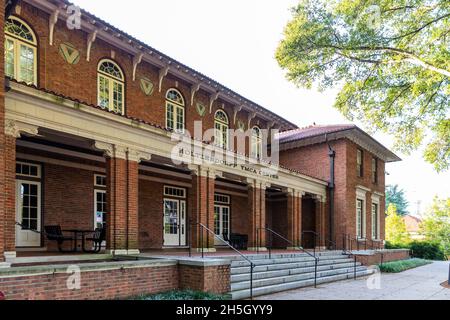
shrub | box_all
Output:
[379,259,432,273]
[134,290,230,301]
[409,241,446,261]
[385,241,446,261]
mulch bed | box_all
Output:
[441,281,450,289]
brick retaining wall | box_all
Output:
[0,258,231,300]
[355,249,410,266]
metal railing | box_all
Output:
[301,230,341,253]
[189,223,256,300]
[342,234,383,252]
[257,226,319,288]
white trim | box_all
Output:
[94,189,107,230]
[15,179,42,248]
[164,186,187,199]
[94,174,107,187]
[356,197,366,239]
[16,161,41,178]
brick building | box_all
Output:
[0,0,400,268]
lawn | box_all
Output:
[133,290,230,300]
[379,259,433,273]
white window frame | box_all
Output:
[94,174,107,187]
[214,110,229,149]
[97,59,125,115]
[5,17,38,85]
[371,194,381,240]
[165,89,185,133]
[94,189,107,230]
[251,126,263,159]
[356,188,367,239]
[16,161,41,178]
[164,186,186,199]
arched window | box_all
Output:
[251,126,263,159]
[166,89,185,132]
[98,59,125,114]
[214,110,229,149]
[4,17,37,85]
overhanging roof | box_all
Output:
[19,0,298,131]
[278,125,402,163]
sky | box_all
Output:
[72,0,449,215]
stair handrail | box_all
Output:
[257,226,319,288]
[301,230,341,253]
[189,222,256,300]
[300,230,320,255]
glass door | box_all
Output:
[164,199,186,246]
[15,180,41,247]
[214,205,230,246]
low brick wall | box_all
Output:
[0,258,232,300]
[0,260,179,300]
[355,249,411,266]
[179,260,231,294]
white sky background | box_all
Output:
[72,0,450,214]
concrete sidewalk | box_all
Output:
[256,262,450,300]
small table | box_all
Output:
[63,229,94,252]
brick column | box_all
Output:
[189,166,216,252]
[0,0,5,266]
[286,189,303,248]
[315,196,327,248]
[2,121,39,264]
[95,142,150,255]
[247,179,268,251]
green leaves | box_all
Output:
[277,0,450,171]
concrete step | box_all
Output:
[231,266,367,291]
[231,261,360,283]
[231,255,351,269]
[231,258,355,275]
[231,269,374,300]
[214,250,345,262]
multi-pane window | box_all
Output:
[98,59,125,114]
[4,17,37,85]
[16,162,40,178]
[166,89,185,132]
[357,199,365,238]
[164,186,186,198]
[94,174,107,187]
[357,149,364,178]
[251,126,263,159]
[372,203,379,240]
[372,158,378,184]
[214,110,229,149]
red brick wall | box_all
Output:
[0,0,5,262]
[230,195,249,236]
[179,264,230,294]
[0,264,179,300]
[355,250,410,266]
[43,163,95,251]
[106,157,139,252]
[12,2,274,155]
[280,139,387,246]
[4,135,16,252]
[139,179,164,249]
[190,173,215,248]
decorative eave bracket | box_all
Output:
[86,30,98,62]
[158,66,170,93]
[132,52,144,81]
[49,9,59,46]
[190,83,201,107]
[209,92,220,114]
[233,105,244,124]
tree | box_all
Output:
[421,197,450,256]
[385,204,411,244]
[385,184,409,215]
[276,0,450,171]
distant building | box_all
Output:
[403,215,425,240]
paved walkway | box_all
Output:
[256,262,450,300]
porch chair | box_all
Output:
[82,227,106,253]
[44,225,75,253]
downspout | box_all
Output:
[126,150,130,253]
[325,134,336,247]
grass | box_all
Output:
[379,258,433,273]
[133,290,230,301]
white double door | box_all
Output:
[214,205,230,246]
[163,199,186,246]
[15,180,41,247]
